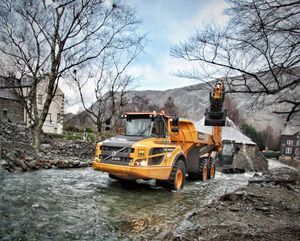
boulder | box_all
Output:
[0,160,8,166]
[27,160,37,169]
[79,162,88,168]
[14,159,28,171]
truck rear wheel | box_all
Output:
[208,159,216,179]
[188,158,209,181]
[199,158,208,180]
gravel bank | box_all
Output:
[165,164,300,241]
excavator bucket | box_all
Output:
[204,109,227,126]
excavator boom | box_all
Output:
[204,80,227,127]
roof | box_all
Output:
[281,124,300,136]
[0,75,33,88]
[194,117,256,145]
[0,89,18,100]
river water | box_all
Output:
[0,168,252,241]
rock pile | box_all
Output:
[0,120,95,173]
[164,166,300,241]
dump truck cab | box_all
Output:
[93,112,182,183]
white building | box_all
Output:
[0,75,64,134]
[34,78,64,134]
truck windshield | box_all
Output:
[125,117,166,137]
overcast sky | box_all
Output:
[61,0,228,113]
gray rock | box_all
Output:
[24,156,34,162]
[175,219,194,235]
[79,162,88,168]
[41,144,51,149]
[6,152,17,161]
[27,160,37,169]
[57,160,68,168]
[0,160,8,166]
[14,166,23,173]
[14,159,27,171]
[229,206,241,212]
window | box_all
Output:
[125,116,166,137]
[47,113,52,123]
[285,147,293,155]
[3,109,8,118]
[57,113,61,123]
[287,140,293,145]
[38,94,43,105]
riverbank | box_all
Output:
[165,162,300,241]
[0,120,94,172]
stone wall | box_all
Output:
[0,119,95,173]
[0,98,24,124]
[232,144,268,172]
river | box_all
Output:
[0,168,252,240]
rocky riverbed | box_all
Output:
[165,163,300,241]
[0,120,94,172]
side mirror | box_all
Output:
[235,146,240,153]
[172,116,179,126]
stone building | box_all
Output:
[0,89,24,123]
[280,125,300,159]
[0,75,64,134]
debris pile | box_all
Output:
[0,120,94,173]
[164,166,300,241]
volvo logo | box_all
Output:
[111,151,117,157]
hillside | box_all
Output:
[66,79,300,136]
[127,82,299,135]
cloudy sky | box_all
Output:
[62,0,228,113]
[128,0,228,90]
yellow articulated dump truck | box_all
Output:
[93,81,229,190]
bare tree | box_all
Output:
[124,94,159,112]
[160,96,179,115]
[223,96,244,126]
[0,0,144,148]
[171,0,300,122]
[73,37,144,135]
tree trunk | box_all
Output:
[33,123,42,150]
[96,124,103,142]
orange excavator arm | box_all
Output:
[204,80,227,152]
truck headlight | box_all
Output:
[135,159,147,166]
[95,142,102,157]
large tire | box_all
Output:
[188,158,209,181]
[157,160,186,190]
[208,158,216,179]
[170,160,186,190]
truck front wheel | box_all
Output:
[157,160,186,190]
[170,160,186,190]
